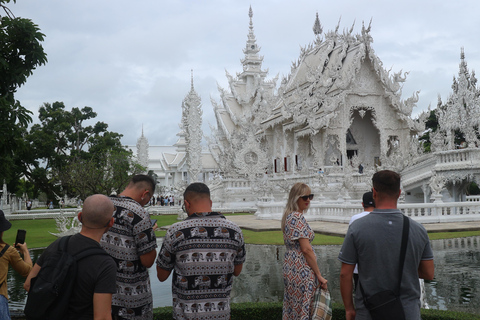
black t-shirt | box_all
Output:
[37,233,117,319]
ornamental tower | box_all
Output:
[182,71,203,182]
[136,125,149,172]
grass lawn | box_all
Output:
[3,219,59,248]
[4,214,480,249]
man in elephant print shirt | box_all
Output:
[156,183,246,320]
[100,175,157,320]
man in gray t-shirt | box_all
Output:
[338,170,434,320]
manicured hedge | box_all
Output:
[153,302,479,320]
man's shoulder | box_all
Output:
[349,211,370,224]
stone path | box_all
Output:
[225,215,480,237]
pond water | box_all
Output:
[7,237,480,315]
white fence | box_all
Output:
[6,209,79,220]
[256,200,480,224]
[7,201,480,224]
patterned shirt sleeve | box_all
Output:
[156,228,176,271]
[132,207,157,256]
[286,212,313,241]
[233,228,246,266]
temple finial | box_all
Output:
[313,12,322,36]
[191,69,194,90]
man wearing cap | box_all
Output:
[348,191,375,288]
[339,170,434,320]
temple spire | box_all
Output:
[191,69,194,91]
[241,6,263,73]
[313,12,322,36]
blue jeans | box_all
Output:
[0,294,11,320]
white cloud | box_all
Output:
[11,0,480,145]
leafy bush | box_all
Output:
[153,302,479,320]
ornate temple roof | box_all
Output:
[262,16,421,135]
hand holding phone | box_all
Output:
[15,229,26,248]
[150,219,158,231]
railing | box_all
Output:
[8,201,480,224]
[255,200,480,224]
[436,148,471,165]
[466,195,480,202]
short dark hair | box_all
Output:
[130,174,156,193]
[184,182,210,200]
[372,170,400,196]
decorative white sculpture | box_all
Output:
[182,71,203,183]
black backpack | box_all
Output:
[24,235,109,320]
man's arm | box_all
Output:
[156,266,172,282]
[24,263,41,292]
[340,262,356,320]
[418,259,434,280]
[140,249,157,268]
[233,263,243,277]
[93,293,113,320]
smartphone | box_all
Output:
[15,229,26,247]
[150,219,157,227]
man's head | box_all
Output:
[78,194,115,231]
[372,170,401,205]
[123,174,156,206]
[362,191,375,210]
[183,183,212,215]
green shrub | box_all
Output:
[153,302,479,320]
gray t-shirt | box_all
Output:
[338,209,434,320]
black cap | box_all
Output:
[362,192,375,208]
[0,210,12,232]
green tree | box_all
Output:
[418,110,438,152]
[0,0,47,187]
[23,102,143,200]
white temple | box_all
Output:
[131,7,480,220]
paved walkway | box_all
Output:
[225,215,480,237]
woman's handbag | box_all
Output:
[359,215,409,320]
[310,287,332,320]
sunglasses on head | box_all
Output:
[300,194,314,201]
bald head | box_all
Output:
[81,194,114,228]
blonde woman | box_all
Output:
[282,183,328,319]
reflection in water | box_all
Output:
[7,237,480,315]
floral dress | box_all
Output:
[282,211,316,320]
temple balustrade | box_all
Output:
[401,148,480,194]
[255,199,480,224]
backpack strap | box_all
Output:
[0,244,10,289]
[359,214,410,299]
[0,244,10,258]
[74,246,109,261]
[58,235,109,261]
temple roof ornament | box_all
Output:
[209,7,278,176]
[136,124,149,171]
[182,70,203,182]
[312,12,323,44]
[437,48,480,148]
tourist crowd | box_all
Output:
[0,170,434,320]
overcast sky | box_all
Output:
[10,0,480,147]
